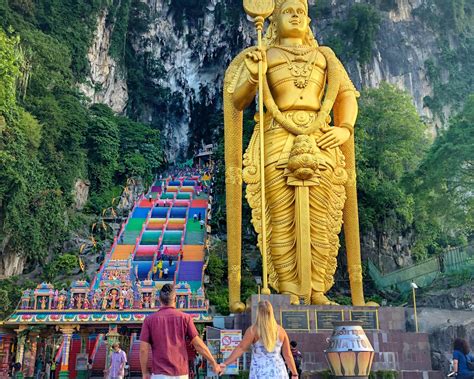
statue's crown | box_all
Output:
[274,0,309,14]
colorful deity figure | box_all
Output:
[21,290,31,309]
[57,295,65,310]
[144,294,151,309]
[69,295,75,309]
[118,295,124,310]
[40,296,47,310]
[92,294,98,309]
[76,295,83,309]
[101,295,108,310]
[127,288,134,308]
[53,290,59,309]
[109,290,118,309]
[83,297,90,310]
[178,296,186,309]
[225,0,367,309]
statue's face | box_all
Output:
[277,0,309,40]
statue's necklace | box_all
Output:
[278,49,318,89]
[275,45,314,56]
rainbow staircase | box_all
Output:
[92,173,210,311]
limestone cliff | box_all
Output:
[79,10,128,113]
[81,0,457,159]
[120,0,452,159]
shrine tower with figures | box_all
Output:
[1,171,214,379]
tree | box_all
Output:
[355,83,428,232]
[412,95,474,252]
[86,116,120,192]
[0,29,21,118]
[339,4,381,65]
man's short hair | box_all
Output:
[290,341,297,348]
[112,342,120,348]
[160,284,176,305]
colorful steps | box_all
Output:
[111,244,135,260]
[178,261,204,282]
[132,207,150,218]
[183,245,204,261]
[191,199,208,208]
[184,231,205,245]
[140,231,162,245]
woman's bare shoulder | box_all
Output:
[277,325,287,339]
[246,325,257,336]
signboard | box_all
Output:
[281,310,310,331]
[350,310,379,330]
[206,331,242,377]
[206,339,220,378]
[220,330,242,375]
[75,353,88,371]
[315,310,344,331]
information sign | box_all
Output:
[315,310,344,330]
[281,310,310,331]
[350,310,379,330]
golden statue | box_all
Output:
[224,0,367,311]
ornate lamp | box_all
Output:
[325,321,375,379]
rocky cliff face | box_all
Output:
[414,308,474,373]
[320,0,439,124]
[0,237,25,279]
[82,0,448,158]
[79,10,128,113]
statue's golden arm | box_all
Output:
[334,90,358,128]
[232,71,258,111]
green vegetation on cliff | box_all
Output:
[0,2,164,268]
[356,83,428,232]
[415,0,474,118]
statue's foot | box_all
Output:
[311,292,338,305]
[283,292,300,305]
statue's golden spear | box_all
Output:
[243,0,274,295]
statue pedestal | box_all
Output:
[241,295,443,379]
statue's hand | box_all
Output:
[244,48,267,82]
[317,127,351,149]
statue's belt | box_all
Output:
[265,110,330,135]
[260,111,336,177]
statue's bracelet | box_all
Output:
[339,123,354,136]
[247,73,258,86]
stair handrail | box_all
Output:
[174,251,182,285]
[90,235,119,290]
[90,334,104,363]
[54,338,65,363]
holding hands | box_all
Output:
[212,361,225,376]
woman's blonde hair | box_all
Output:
[254,300,279,352]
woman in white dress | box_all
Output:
[221,300,299,378]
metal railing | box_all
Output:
[368,244,474,292]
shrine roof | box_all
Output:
[4,308,212,326]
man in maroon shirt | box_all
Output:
[139,284,222,379]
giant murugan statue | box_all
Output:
[225,0,368,311]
